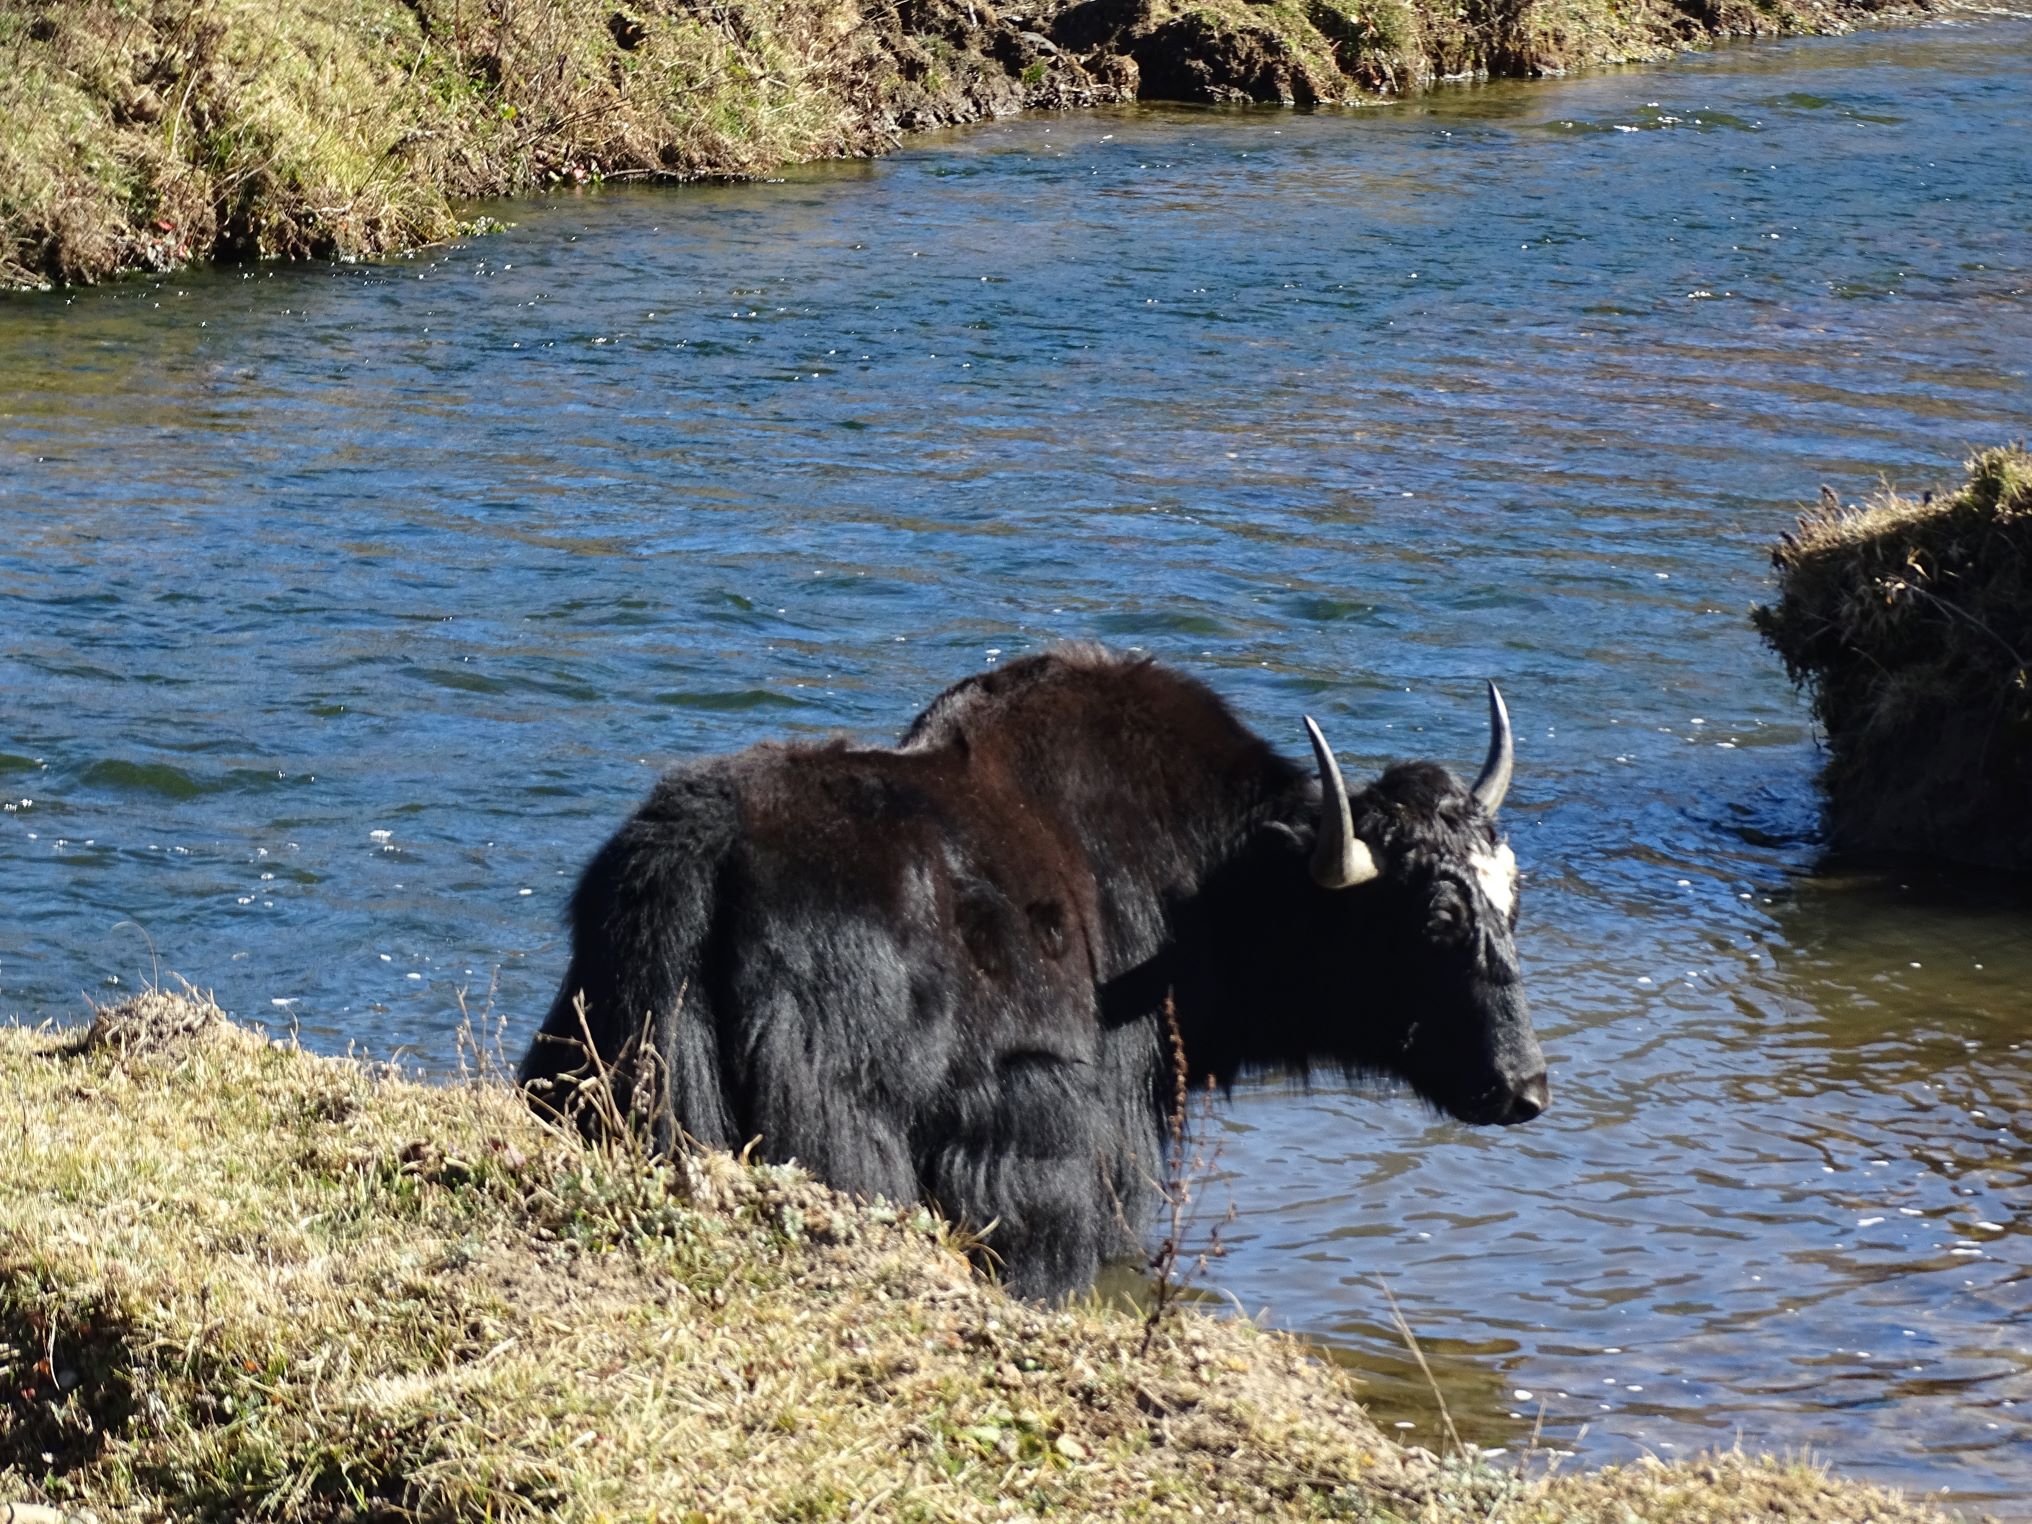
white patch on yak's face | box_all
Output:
[1470,841,1518,919]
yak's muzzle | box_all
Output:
[1496,1070,1549,1125]
[1445,1066,1549,1127]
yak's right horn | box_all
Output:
[1472,682,1514,814]
[1304,716,1380,890]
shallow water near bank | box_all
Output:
[4,17,2030,1510]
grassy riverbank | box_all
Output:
[1756,445,2032,872]
[2,0,1939,287]
[0,988,1973,1521]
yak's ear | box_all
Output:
[1261,819,1308,854]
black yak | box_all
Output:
[520,645,1545,1298]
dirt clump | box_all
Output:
[1755,445,2032,870]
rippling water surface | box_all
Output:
[4,19,2030,1509]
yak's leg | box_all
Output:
[924,1054,1113,1301]
[1095,1010,1166,1264]
[721,918,926,1206]
[740,1012,920,1205]
[520,773,741,1153]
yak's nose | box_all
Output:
[1501,1072,1549,1125]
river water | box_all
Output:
[4,17,2029,1510]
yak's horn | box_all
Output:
[1472,682,1514,814]
[1303,716,1380,890]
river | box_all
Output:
[3,16,2028,1512]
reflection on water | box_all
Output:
[4,16,2030,1511]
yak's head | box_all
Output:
[1299,686,1547,1127]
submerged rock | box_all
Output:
[1755,446,2032,871]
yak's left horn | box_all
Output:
[1472,681,1514,814]
[1303,716,1380,890]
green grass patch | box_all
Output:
[0,0,889,285]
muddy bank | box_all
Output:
[1756,445,2032,871]
[1,0,1939,286]
[0,988,1981,1521]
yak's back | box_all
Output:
[903,642,1293,807]
[898,642,1125,751]
[893,645,1303,977]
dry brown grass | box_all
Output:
[1755,445,2032,869]
[0,987,1978,1521]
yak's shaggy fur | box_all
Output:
[521,646,1543,1297]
